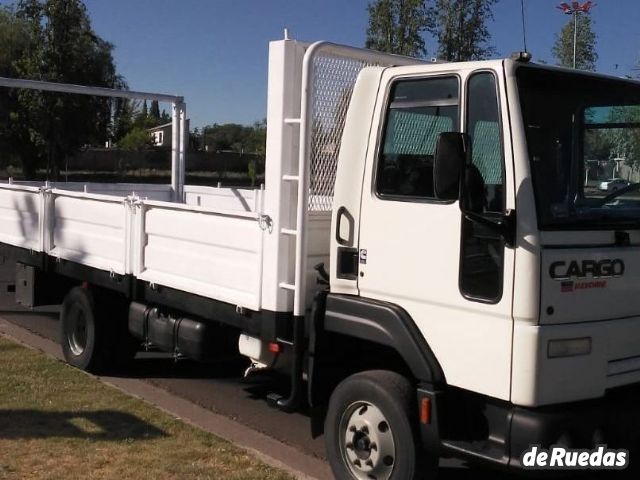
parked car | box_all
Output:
[599,178,630,192]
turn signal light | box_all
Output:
[268,342,281,354]
[420,397,431,424]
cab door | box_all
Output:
[356,68,515,400]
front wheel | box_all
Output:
[325,370,437,480]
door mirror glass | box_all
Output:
[461,157,488,214]
[433,132,468,201]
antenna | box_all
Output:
[520,0,528,53]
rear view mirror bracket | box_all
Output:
[464,209,517,248]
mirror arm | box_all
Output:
[464,209,517,248]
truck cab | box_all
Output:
[322,56,640,477]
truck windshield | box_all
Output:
[517,67,640,230]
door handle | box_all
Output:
[335,206,354,247]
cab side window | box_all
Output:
[376,77,459,200]
[466,73,505,213]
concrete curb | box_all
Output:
[0,317,332,480]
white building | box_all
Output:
[147,120,190,147]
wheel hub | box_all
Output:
[68,307,88,356]
[353,431,372,460]
[341,402,396,480]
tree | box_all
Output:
[552,13,597,71]
[0,7,30,76]
[0,8,34,171]
[119,127,153,151]
[365,0,432,57]
[249,119,267,155]
[113,98,137,142]
[128,99,167,131]
[200,121,267,154]
[1,0,125,178]
[428,0,497,61]
[608,106,640,173]
[150,100,161,122]
[132,99,149,128]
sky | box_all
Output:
[2,0,639,128]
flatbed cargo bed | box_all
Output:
[0,181,268,309]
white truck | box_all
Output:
[1,37,640,479]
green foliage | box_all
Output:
[552,14,597,71]
[150,100,161,122]
[584,106,640,176]
[113,99,169,138]
[133,100,155,129]
[0,8,33,168]
[0,7,30,76]
[247,159,257,186]
[608,106,640,171]
[113,99,137,142]
[584,130,614,161]
[249,119,267,155]
[428,0,497,61]
[141,100,148,117]
[0,0,126,178]
[365,0,432,57]
[202,119,266,154]
[118,127,153,151]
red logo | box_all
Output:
[561,280,607,292]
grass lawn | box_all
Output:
[0,337,292,480]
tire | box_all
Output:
[60,286,112,373]
[325,370,438,480]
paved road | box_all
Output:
[3,301,630,479]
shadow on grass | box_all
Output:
[0,410,167,441]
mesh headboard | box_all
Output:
[307,48,422,211]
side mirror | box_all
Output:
[433,132,469,201]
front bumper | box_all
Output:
[430,383,640,472]
[509,383,640,469]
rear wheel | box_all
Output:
[61,286,137,372]
[325,370,438,480]
[61,286,110,372]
